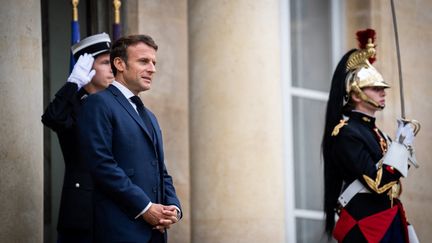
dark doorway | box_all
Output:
[41,0,119,242]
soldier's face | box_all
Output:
[353,87,387,115]
[91,53,114,90]
[363,87,386,108]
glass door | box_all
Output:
[281,0,344,242]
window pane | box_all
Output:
[290,0,332,92]
[296,218,336,243]
[293,97,326,210]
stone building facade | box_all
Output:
[0,0,430,242]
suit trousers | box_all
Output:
[57,230,92,243]
[149,230,166,243]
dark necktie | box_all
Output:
[130,96,155,141]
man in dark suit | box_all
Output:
[42,33,113,243]
[78,34,182,243]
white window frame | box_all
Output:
[280,0,344,242]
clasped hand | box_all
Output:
[142,204,179,233]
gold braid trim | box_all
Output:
[363,165,398,194]
[331,119,348,136]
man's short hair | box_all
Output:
[110,34,158,76]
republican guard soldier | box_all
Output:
[322,29,420,243]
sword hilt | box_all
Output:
[401,119,421,136]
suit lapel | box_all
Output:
[107,85,155,143]
[147,111,165,201]
[147,110,163,161]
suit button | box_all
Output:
[152,187,157,193]
[151,160,157,166]
[75,183,80,188]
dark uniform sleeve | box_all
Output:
[41,82,80,132]
[334,129,401,195]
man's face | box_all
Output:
[91,53,114,89]
[122,43,157,94]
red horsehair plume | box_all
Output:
[356,28,376,64]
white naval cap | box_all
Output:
[71,32,111,61]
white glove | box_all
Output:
[382,142,409,177]
[67,53,96,89]
[396,119,415,146]
[395,119,419,168]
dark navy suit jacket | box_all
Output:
[78,84,181,243]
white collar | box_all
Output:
[112,80,135,99]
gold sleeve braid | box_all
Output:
[363,161,398,194]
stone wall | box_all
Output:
[0,1,44,242]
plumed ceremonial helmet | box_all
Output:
[344,29,390,109]
[71,32,111,61]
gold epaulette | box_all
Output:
[331,119,348,136]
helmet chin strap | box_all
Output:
[352,85,385,110]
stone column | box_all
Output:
[0,1,43,242]
[189,0,285,242]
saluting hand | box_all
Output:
[67,53,96,89]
